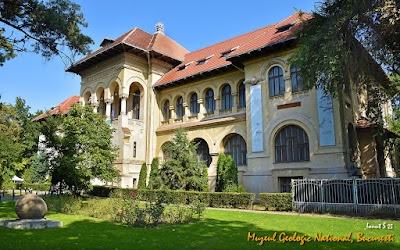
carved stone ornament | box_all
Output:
[244,75,265,85]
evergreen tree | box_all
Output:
[29,152,49,183]
[138,162,147,189]
[216,154,238,192]
[148,157,160,189]
[158,129,208,191]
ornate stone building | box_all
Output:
[66,12,397,193]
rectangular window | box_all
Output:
[133,141,137,158]
[279,176,302,193]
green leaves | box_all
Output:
[290,0,400,97]
[40,104,119,194]
[0,0,94,66]
[156,129,209,191]
[216,154,238,192]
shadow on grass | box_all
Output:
[0,201,398,250]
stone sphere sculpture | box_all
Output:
[15,194,47,219]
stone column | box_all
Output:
[92,102,99,113]
[214,96,220,116]
[169,105,175,124]
[105,98,112,120]
[120,94,128,115]
[183,102,189,122]
[208,153,219,192]
[120,94,128,127]
[198,98,205,119]
[232,91,238,113]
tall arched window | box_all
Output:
[275,125,309,163]
[205,89,215,113]
[269,66,284,97]
[221,84,232,110]
[238,82,246,107]
[193,138,211,167]
[190,93,199,115]
[291,67,306,92]
[224,134,247,165]
[176,96,184,118]
[163,100,170,121]
[132,90,140,119]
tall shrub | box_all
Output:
[216,154,238,192]
[148,157,159,189]
[138,162,147,189]
[158,128,208,191]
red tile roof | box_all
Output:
[33,96,80,121]
[67,28,189,73]
[154,12,312,88]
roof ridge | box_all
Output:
[121,27,139,44]
[187,12,305,56]
[147,32,158,51]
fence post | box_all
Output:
[391,179,396,216]
[353,179,358,214]
[12,189,15,200]
[320,180,324,213]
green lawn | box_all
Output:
[1,200,399,249]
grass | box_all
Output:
[1,200,399,250]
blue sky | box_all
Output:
[0,0,317,113]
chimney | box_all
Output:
[155,22,164,34]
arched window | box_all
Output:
[190,93,199,115]
[291,67,306,92]
[176,96,184,118]
[221,84,232,110]
[205,89,215,113]
[193,138,211,167]
[132,90,140,119]
[224,134,247,165]
[238,82,246,107]
[269,66,284,97]
[163,100,170,121]
[275,125,309,163]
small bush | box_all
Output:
[259,193,292,211]
[90,185,255,209]
[42,195,82,214]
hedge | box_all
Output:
[259,193,292,211]
[89,186,255,209]
[1,183,51,191]
[19,183,51,191]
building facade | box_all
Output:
[67,13,397,194]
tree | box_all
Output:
[148,157,159,189]
[216,154,238,192]
[40,104,119,194]
[0,0,93,66]
[290,0,399,98]
[29,151,49,183]
[138,162,147,189]
[0,100,25,188]
[290,0,400,173]
[157,129,208,191]
[0,96,42,187]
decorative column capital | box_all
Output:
[197,98,204,104]
[119,93,129,99]
[244,75,264,85]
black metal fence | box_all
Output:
[292,178,400,216]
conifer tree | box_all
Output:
[158,129,208,191]
[138,162,147,189]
